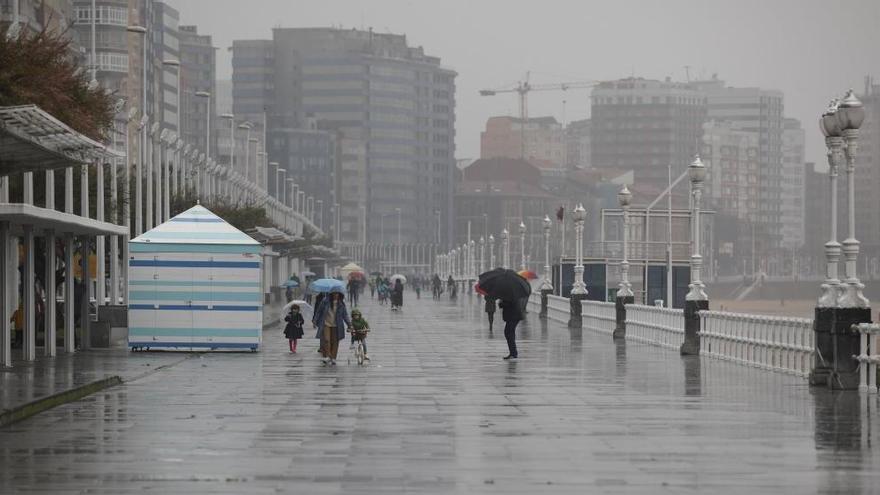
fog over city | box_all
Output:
[168,0,880,164]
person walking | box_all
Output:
[499,298,522,360]
[391,279,404,311]
[347,278,360,307]
[484,295,497,332]
[312,292,351,366]
[283,304,305,353]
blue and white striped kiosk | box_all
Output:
[128,205,263,351]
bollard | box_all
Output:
[568,292,586,328]
[680,300,708,356]
[829,307,871,390]
[810,307,835,386]
[612,294,633,340]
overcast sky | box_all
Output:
[167,0,880,166]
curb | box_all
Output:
[0,375,122,427]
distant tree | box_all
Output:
[0,26,114,141]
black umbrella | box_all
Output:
[477,268,531,301]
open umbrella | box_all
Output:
[279,299,313,323]
[309,278,345,293]
[301,270,316,278]
[517,270,538,281]
[474,282,488,296]
[370,271,383,276]
[348,271,366,281]
[280,279,300,288]
[478,268,531,301]
[390,274,407,284]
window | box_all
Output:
[96,52,129,73]
[75,5,127,26]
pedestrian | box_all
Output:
[447,275,456,300]
[484,295,497,331]
[369,279,376,299]
[414,283,421,300]
[312,291,351,366]
[391,279,404,310]
[283,304,305,353]
[303,282,313,306]
[347,278,360,307]
[499,297,522,360]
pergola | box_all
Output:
[0,105,125,368]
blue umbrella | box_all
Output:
[281,279,299,288]
[309,278,345,293]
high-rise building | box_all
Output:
[480,116,565,168]
[803,162,830,275]
[231,27,457,248]
[854,78,880,261]
[590,77,706,204]
[1,0,73,36]
[565,119,591,169]
[179,25,216,160]
[692,76,785,254]
[149,1,179,134]
[781,118,805,248]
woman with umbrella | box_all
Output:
[478,268,531,360]
[311,289,351,366]
[390,275,405,311]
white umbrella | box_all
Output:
[390,274,407,284]
[279,299,313,323]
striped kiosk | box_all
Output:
[128,204,263,351]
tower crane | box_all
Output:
[479,72,598,159]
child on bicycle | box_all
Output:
[348,308,370,360]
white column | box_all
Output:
[64,234,75,353]
[110,156,119,305]
[23,225,35,361]
[96,158,105,306]
[45,230,56,356]
[0,222,11,367]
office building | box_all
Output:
[781,118,805,248]
[480,116,565,168]
[179,25,216,160]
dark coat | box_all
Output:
[484,296,497,314]
[499,299,522,323]
[312,297,351,341]
[391,281,404,306]
[284,312,305,339]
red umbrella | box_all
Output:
[517,270,538,281]
[474,282,488,296]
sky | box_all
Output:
[167,0,880,166]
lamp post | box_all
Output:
[539,215,554,318]
[568,204,587,328]
[147,122,158,229]
[479,236,485,275]
[134,114,147,235]
[500,229,509,269]
[469,239,476,281]
[489,234,496,269]
[519,221,527,271]
[195,91,211,161]
[617,185,634,299]
[837,89,869,309]
[681,155,708,356]
[818,99,843,309]
[221,113,234,197]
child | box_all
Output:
[348,308,370,360]
[284,304,305,353]
[484,295,497,331]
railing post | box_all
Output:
[680,299,708,356]
[568,292,586,329]
[830,308,872,389]
[540,288,551,319]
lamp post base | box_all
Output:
[612,295,634,340]
[540,288,552,319]
[809,306,835,386]
[568,292,586,328]
[829,307,871,390]
[680,299,708,356]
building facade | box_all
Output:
[178,25,216,161]
[232,27,457,247]
[565,118,591,169]
[480,116,565,168]
[780,118,805,248]
[590,77,706,204]
[855,78,880,262]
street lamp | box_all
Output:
[818,99,844,308]
[518,221,527,271]
[617,185,634,299]
[396,207,402,269]
[195,91,211,163]
[147,122,159,229]
[571,204,587,295]
[221,113,235,196]
[686,155,708,302]
[500,228,510,269]
[479,236,485,275]
[238,122,252,182]
[540,216,553,292]
[837,89,869,309]
[489,234,496,269]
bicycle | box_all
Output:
[349,329,369,366]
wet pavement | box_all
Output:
[1,294,879,493]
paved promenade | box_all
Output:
[0,294,878,493]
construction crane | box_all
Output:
[479,72,598,159]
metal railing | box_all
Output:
[624,304,685,349]
[853,323,880,392]
[699,311,813,377]
[582,299,616,335]
[546,295,570,323]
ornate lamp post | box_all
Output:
[681,155,708,355]
[501,229,510,269]
[539,215,554,318]
[519,221,527,271]
[479,236,485,275]
[837,89,869,310]
[469,239,476,279]
[489,234,496,269]
[568,204,587,328]
[614,185,634,340]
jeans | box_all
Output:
[503,320,519,357]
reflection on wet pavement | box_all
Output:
[1,295,879,493]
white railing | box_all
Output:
[853,323,880,392]
[625,304,685,349]
[546,295,570,323]
[699,311,813,377]
[582,299,616,335]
